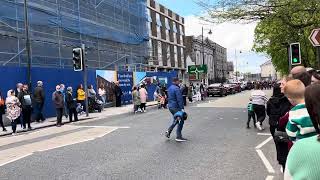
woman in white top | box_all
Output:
[250,83,268,131]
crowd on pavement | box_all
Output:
[246,65,320,179]
[0,80,125,135]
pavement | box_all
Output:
[0,90,283,180]
[0,101,158,137]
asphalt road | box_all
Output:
[0,90,282,180]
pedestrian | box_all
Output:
[250,84,268,131]
[18,84,32,130]
[6,90,21,135]
[284,82,320,180]
[33,81,45,122]
[246,99,256,129]
[132,86,141,113]
[266,83,292,137]
[52,85,64,127]
[88,85,96,100]
[181,84,188,106]
[200,83,205,101]
[292,71,311,87]
[14,83,23,97]
[66,87,78,122]
[139,84,148,112]
[0,92,7,132]
[60,84,68,119]
[284,80,316,142]
[98,85,106,106]
[310,70,320,84]
[114,81,123,107]
[187,83,193,103]
[195,83,201,101]
[77,84,86,113]
[164,77,187,142]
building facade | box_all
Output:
[185,36,228,84]
[146,0,186,77]
[260,60,279,80]
[0,0,149,71]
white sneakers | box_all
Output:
[255,122,263,131]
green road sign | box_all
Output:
[188,65,207,80]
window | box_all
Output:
[173,22,177,33]
[180,35,183,45]
[181,48,185,68]
[147,9,152,22]
[156,13,162,27]
[174,46,178,67]
[180,25,184,35]
[173,33,177,43]
[157,26,161,38]
[167,45,171,67]
[147,22,151,35]
[158,41,163,66]
[166,30,170,40]
[165,18,170,30]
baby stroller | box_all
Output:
[76,103,84,115]
[88,97,103,113]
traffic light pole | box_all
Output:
[24,0,32,89]
[317,47,320,69]
[287,45,292,72]
[82,44,89,117]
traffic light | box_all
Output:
[72,48,84,71]
[290,43,301,66]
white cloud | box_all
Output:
[184,15,268,73]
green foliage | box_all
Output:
[198,0,320,73]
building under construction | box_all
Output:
[0,0,149,71]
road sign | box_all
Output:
[309,28,320,47]
[188,65,207,81]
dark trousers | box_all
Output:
[116,96,121,107]
[22,107,32,129]
[183,96,187,106]
[140,103,146,111]
[253,104,266,125]
[33,102,45,122]
[188,96,193,103]
[0,114,5,130]
[167,108,184,138]
[134,104,140,112]
[247,111,256,127]
[56,108,63,125]
[11,118,19,133]
[68,108,78,122]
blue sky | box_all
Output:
[156,0,268,73]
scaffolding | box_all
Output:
[0,0,149,70]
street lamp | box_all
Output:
[202,26,212,84]
[24,0,32,88]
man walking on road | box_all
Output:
[165,77,187,142]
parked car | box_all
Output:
[240,82,246,91]
[230,83,242,93]
[224,84,235,94]
[207,83,227,97]
[246,81,254,90]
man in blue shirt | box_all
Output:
[165,77,186,142]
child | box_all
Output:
[284,79,317,142]
[247,99,256,129]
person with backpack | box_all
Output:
[18,84,33,130]
[0,91,7,132]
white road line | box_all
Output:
[258,133,272,136]
[75,125,130,129]
[256,136,273,149]
[266,175,274,180]
[256,149,275,174]
[0,153,32,167]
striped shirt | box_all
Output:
[250,90,268,106]
[247,102,253,112]
[286,104,317,142]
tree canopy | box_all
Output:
[197,0,320,74]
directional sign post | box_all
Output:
[309,28,320,67]
[188,65,207,81]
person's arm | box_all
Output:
[175,88,184,110]
[286,118,298,141]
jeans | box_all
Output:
[140,103,146,111]
[182,96,187,106]
[68,108,78,122]
[33,102,45,122]
[56,108,63,125]
[11,118,19,133]
[167,108,184,138]
[22,107,32,129]
[247,111,256,127]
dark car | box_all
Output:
[230,83,242,93]
[207,83,227,97]
[224,84,235,94]
[246,81,254,90]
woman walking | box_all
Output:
[132,86,141,113]
[6,90,21,135]
[0,92,7,131]
[139,84,148,112]
[250,84,268,131]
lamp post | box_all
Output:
[201,26,212,84]
[24,0,32,88]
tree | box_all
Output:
[197,0,320,73]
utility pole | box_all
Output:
[235,49,238,82]
[201,26,205,84]
[24,0,32,88]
